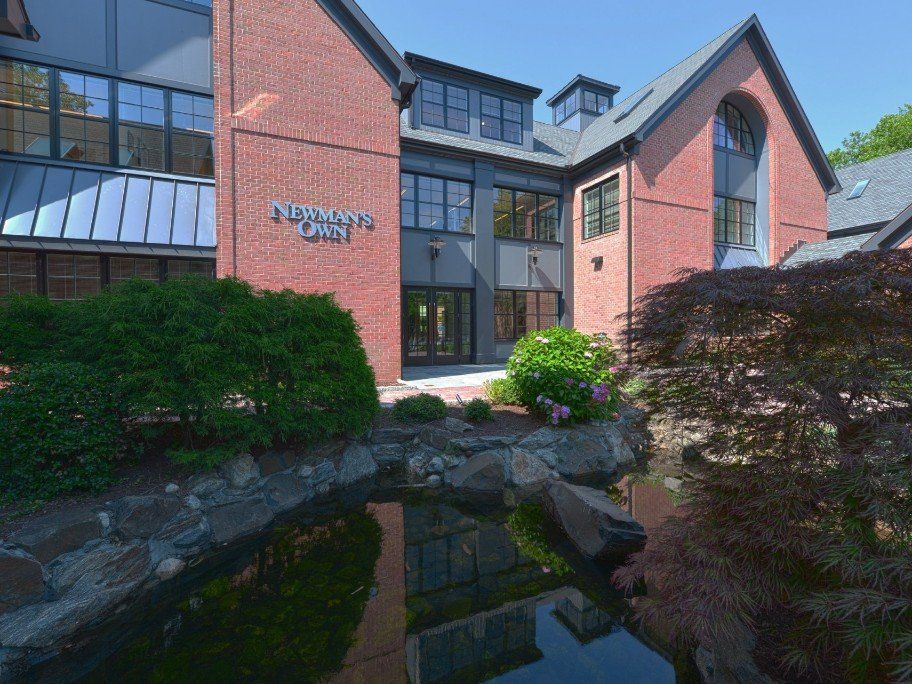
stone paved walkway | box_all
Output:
[378,364,506,406]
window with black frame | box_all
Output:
[420,79,469,133]
[58,71,110,164]
[481,94,522,144]
[553,92,578,123]
[0,250,37,296]
[713,101,757,247]
[117,82,165,171]
[494,290,559,340]
[171,92,214,176]
[583,90,611,114]
[493,188,559,241]
[582,177,620,239]
[0,59,51,156]
[401,172,473,233]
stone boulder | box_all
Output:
[112,495,181,540]
[187,473,227,499]
[0,548,46,615]
[0,541,150,649]
[261,473,312,513]
[257,450,297,477]
[507,448,553,488]
[647,411,709,463]
[418,426,456,451]
[49,540,149,597]
[208,497,274,545]
[446,435,517,455]
[149,511,212,565]
[444,417,474,434]
[543,481,645,560]
[371,443,406,468]
[370,427,418,444]
[8,508,103,563]
[518,424,632,478]
[219,453,261,489]
[449,451,507,493]
[154,558,186,582]
[335,444,379,489]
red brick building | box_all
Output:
[0,2,839,384]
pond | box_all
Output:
[33,485,684,683]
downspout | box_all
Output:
[620,141,636,363]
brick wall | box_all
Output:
[572,37,829,341]
[213,0,403,384]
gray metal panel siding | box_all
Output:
[400,151,474,181]
[116,0,212,90]
[727,154,757,201]
[0,159,215,249]
[432,233,474,286]
[473,161,497,363]
[492,168,562,195]
[714,243,763,269]
[0,0,108,67]
[529,243,562,289]
[400,229,433,284]
[495,240,529,288]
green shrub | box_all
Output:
[483,377,520,405]
[392,393,446,423]
[507,326,620,425]
[463,398,493,422]
[0,362,122,501]
[0,277,379,466]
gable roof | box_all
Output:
[316,0,416,105]
[784,231,875,266]
[827,148,912,233]
[569,15,839,193]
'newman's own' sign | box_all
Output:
[270,201,373,241]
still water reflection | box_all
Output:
[43,489,677,683]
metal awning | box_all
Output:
[0,0,39,41]
[0,158,216,250]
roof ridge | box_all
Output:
[837,147,912,174]
[567,14,754,163]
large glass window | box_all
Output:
[166,259,215,279]
[714,102,755,156]
[171,92,214,176]
[582,177,620,239]
[401,172,472,233]
[713,197,756,246]
[493,188,559,241]
[58,71,111,164]
[494,290,559,341]
[46,254,101,301]
[420,79,468,133]
[583,90,611,114]
[0,250,37,296]
[0,59,51,156]
[110,257,161,283]
[117,83,165,171]
[481,94,522,144]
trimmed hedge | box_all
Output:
[0,362,122,501]
[0,277,379,498]
[392,393,447,424]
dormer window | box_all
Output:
[420,79,469,133]
[553,93,578,124]
[481,94,522,144]
[583,90,611,114]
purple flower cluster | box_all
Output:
[591,382,611,404]
[536,394,571,425]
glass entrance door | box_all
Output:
[403,288,472,366]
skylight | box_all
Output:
[614,88,653,122]
[847,179,870,200]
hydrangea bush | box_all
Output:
[506,326,621,424]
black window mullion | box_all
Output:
[49,67,60,159]
[164,89,172,174]
[109,78,118,165]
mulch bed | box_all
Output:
[372,404,543,438]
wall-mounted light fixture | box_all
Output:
[429,236,446,260]
[592,256,604,271]
[529,245,543,266]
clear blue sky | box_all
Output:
[358,0,912,153]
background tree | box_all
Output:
[614,251,912,681]
[828,104,912,168]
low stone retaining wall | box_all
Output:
[0,407,648,678]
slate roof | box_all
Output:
[398,15,836,193]
[784,232,875,266]
[569,17,751,167]
[399,112,577,168]
[827,148,912,233]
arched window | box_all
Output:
[713,101,757,248]
[714,102,755,156]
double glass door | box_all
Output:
[404,288,472,366]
